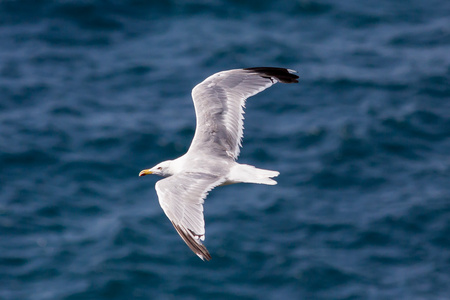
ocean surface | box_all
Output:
[1,1,450,299]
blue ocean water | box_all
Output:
[1,0,450,299]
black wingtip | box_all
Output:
[171,222,212,261]
[244,67,299,83]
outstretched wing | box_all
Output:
[188,67,299,160]
[155,172,224,261]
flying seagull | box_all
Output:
[139,67,299,260]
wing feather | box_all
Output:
[188,67,299,160]
[155,172,224,261]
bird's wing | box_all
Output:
[188,67,299,160]
[155,172,225,261]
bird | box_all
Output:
[139,67,299,260]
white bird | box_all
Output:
[139,67,299,260]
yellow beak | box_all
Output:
[139,169,152,177]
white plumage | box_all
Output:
[139,67,299,260]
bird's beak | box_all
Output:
[139,169,152,177]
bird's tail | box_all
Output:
[227,164,279,185]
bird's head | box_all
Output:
[139,160,173,177]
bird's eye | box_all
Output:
[157,167,162,170]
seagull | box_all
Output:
[139,67,299,260]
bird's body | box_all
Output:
[139,67,299,260]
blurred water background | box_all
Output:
[1,0,450,299]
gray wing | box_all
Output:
[155,172,225,261]
[188,67,299,160]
